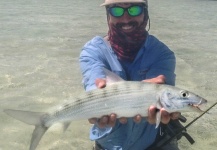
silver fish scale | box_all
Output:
[44,82,160,126]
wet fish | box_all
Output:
[4,70,207,150]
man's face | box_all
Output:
[107,3,145,33]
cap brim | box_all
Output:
[100,1,147,7]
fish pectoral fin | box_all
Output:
[155,100,162,128]
[30,125,48,150]
[156,100,162,110]
[63,122,71,132]
[155,111,161,129]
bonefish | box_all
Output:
[4,69,207,150]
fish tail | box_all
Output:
[30,125,48,150]
[4,109,48,150]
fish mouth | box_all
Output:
[188,98,207,112]
[189,104,204,112]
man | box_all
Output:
[79,0,180,149]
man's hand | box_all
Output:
[144,75,180,124]
[88,76,180,128]
[142,75,166,84]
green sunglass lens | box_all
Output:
[128,6,142,16]
[110,7,124,17]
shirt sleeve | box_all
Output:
[79,37,107,91]
[90,124,113,140]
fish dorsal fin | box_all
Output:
[103,68,125,84]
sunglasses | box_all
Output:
[108,5,144,17]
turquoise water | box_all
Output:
[0,0,216,149]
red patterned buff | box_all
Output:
[108,20,148,61]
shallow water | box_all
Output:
[0,0,216,149]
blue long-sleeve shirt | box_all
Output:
[79,35,176,150]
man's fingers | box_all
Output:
[170,112,181,120]
[160,109,170,124]
[97,116,109,128]
[147,106,174,125]
[148,106,157,124]
[89,114,117,128]
[88,118,98,124]
[95,78,106,89]
[155,75,166,84]
[133,115,142,123]
[89,109,179,128]
[108,114,117,127]
[119,117,127,124]
[143,75,166,84]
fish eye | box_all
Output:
[180,91,189,98]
